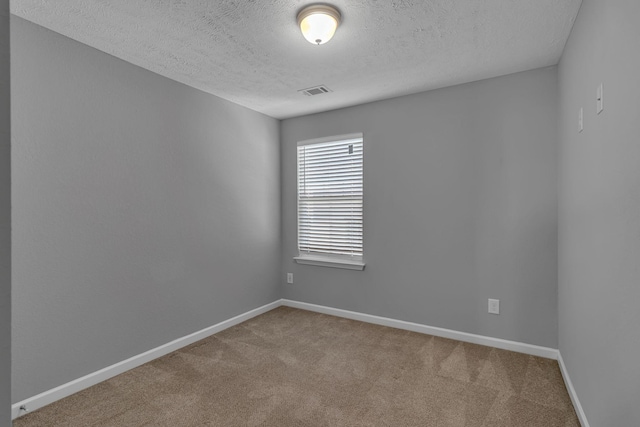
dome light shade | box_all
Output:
[297,5,341,45]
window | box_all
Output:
[295,133,365,270]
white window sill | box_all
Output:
[294,255,366,271]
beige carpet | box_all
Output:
[14,307,579,426]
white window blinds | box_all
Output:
[297,134,363,261]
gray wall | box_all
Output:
[11,17,280,402]
[558,0,640,425]
[281,67,559,348]
[0,1,10,425]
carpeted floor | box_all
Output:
[14,307,580,426]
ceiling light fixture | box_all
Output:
[297,4,341,45]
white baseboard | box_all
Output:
[558,352,590,427]
[11,300,281,420]
[12,298,565,421]
[281,299,559,360]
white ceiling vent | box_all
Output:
[299,85,332,96]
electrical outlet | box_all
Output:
[597,83,604,114]
[488,299,500,315]
[287,273,293,284]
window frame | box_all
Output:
[294,133,365,271]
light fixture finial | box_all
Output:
[297,4,341,45]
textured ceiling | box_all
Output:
[11,0,581,119]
